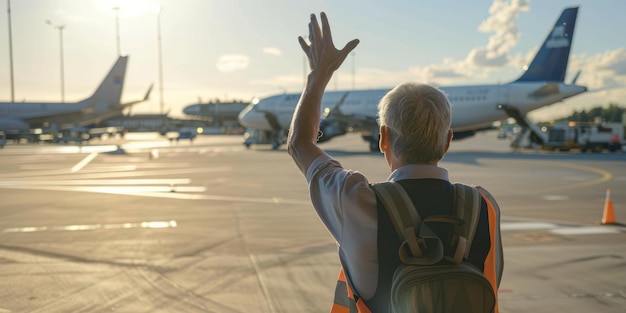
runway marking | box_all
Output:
[0,166,226,181]
[512,233,562,242]
[2,220,177,233]
[496,160,613,194]
[551,226,620,235]
[542,195,570,201]
[71,152,98,173]
[0,183,309,204]
[0,179,191,185]
[501,222,557,231]
[501,222,623,235]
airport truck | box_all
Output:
[542,122,624,152]
[243,128,287,150]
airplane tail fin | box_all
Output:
[514,7,578,83]
[82,56,128,112]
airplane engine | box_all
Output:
[318,120,346,143]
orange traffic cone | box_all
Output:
[601,188,616,225]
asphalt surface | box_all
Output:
[0,131,625,313]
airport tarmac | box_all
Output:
[0,131,625,313]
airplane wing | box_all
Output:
[319,113,379,143]
[60,84,153,128]
[323,91,379,132]
[324,113,378,132]
[317,91,382,143]
[118,83,153,110]
[21,108,90,129]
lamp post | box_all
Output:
[45,19,65,103]
[157,4,164,114]
[7,0,15,102]
[351,52,355,90]
[113,6,121,55]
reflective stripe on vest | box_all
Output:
[479,188,504,313]
[330,268,371,313]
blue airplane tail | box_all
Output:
[514,7,578,83]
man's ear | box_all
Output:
[444,129,453,153]
[379,125,389,152]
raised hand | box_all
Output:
[298,12,359,79]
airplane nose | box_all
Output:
[238,105,269,129]
[238,105,263,129]
[183,105,199,115]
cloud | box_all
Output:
[466,48,509,67]
[216,54,250,72]
[467,0,529,68]
[402,0,531,83]
[594,48,626,75]
[569,48,626,91]
[263,47,282,56]
[410,64,470,82]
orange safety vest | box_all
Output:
[330,268,371,313]
[330,190,503,313]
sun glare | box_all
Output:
[91,0,161,18]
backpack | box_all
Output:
[370,181,496,313]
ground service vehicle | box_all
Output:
[542,122,624,152]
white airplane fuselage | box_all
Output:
[238,82,587,134]
[0,101,91,128]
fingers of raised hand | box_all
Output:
[342,39,360,56]
[301,12,359,71]
[298,36,309,54]
[320,12,334,46]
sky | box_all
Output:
[0,0,625,121]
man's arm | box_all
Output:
[287,12,359,174]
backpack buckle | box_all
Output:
[399,225,445,265]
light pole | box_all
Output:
[7,0,15,102]
[45,19,65,103]
[157,4,164,114]
[113,6,121,55]
[351,52,356,90]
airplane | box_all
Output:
[182,99,250,127]
[238,7,587,151]
[0,55,152,138]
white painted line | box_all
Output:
[500,222,558,231]
[2,226,49,233]
[64,186,206,193]
[0,183,310,204]
[542,195,570,201]
[71,152,98,173]
[0,179,192,186]
[3,220,177,233]
[142,220,178,228]
[551,226,621,235]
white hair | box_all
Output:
[377,82,451,163]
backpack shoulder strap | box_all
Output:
[448,183,482,264]
[370,181,443,265]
